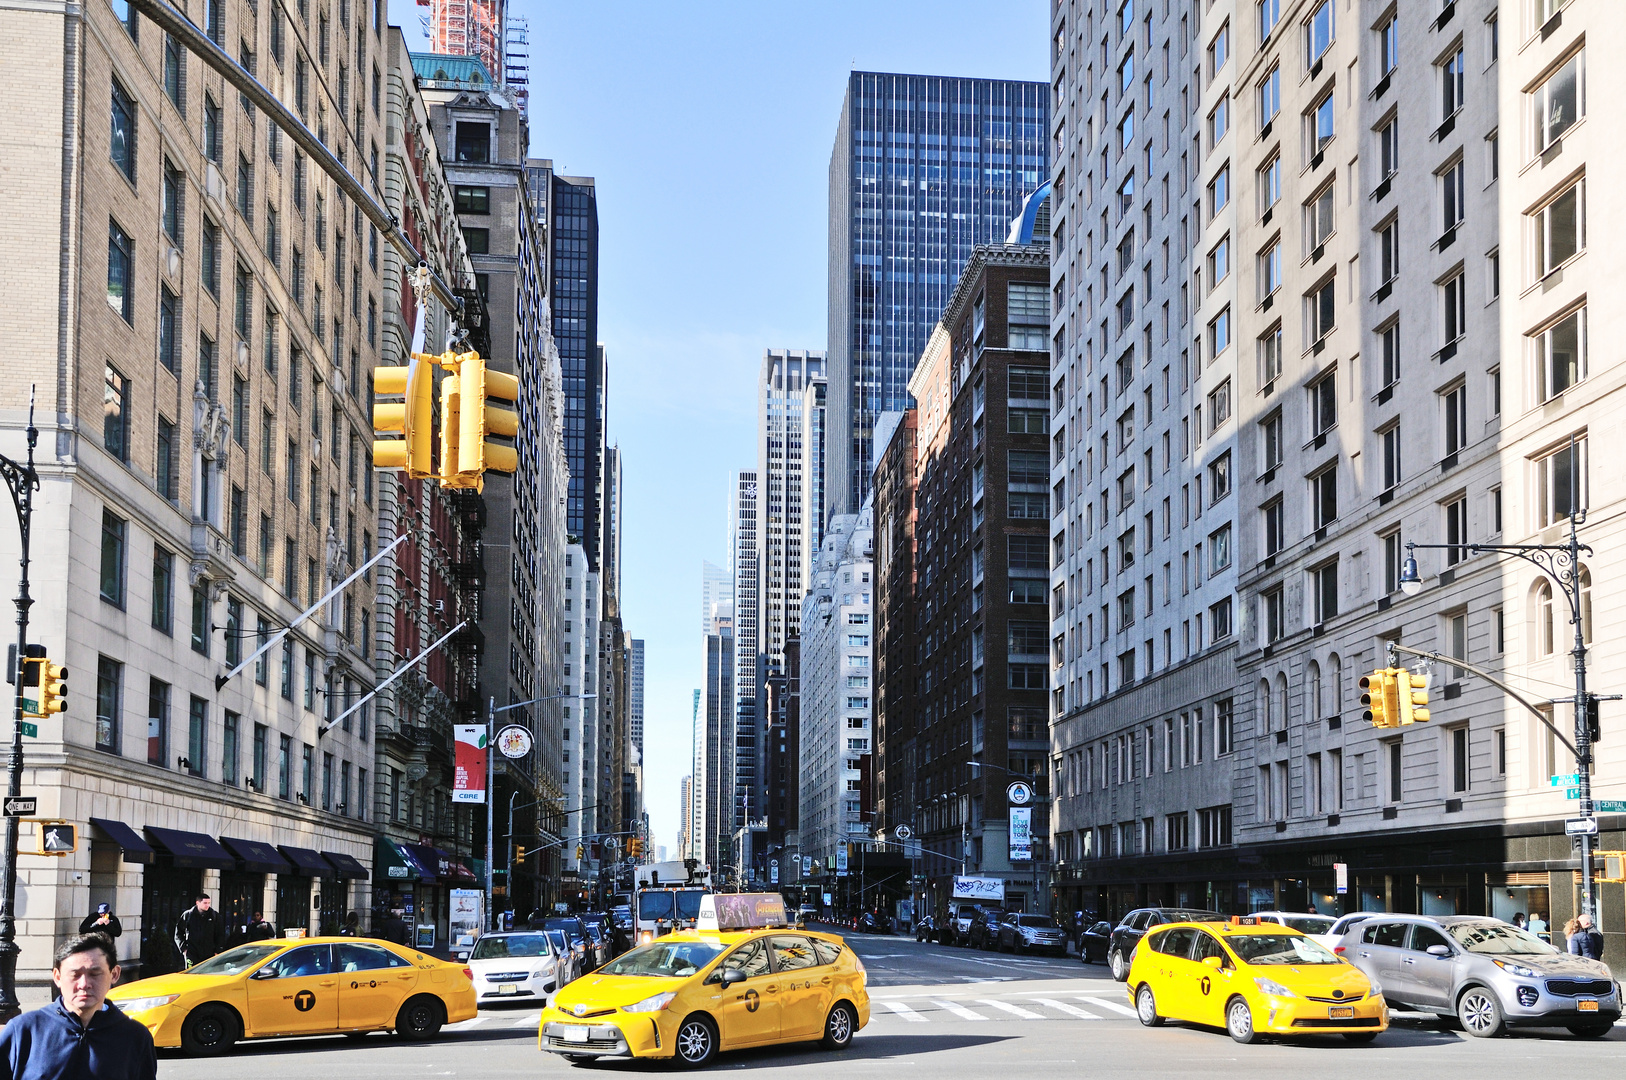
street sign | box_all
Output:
[1007,781,1034,806]
[2,798,35,816]
[893,824,913,840]
[1551,774,1582,787]
[904,839,922,859]
[1566,787,1582,799]
[18,722,36,739]
[1565,817,1599,836]
[494,724,533,759]
[1334,862,1348,895]
[1598,801,1626,813]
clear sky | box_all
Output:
[403,0,1047,853]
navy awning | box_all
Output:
[433,848,478,884]
[322,851,369,880]
[88,819,155,865]
[144,827,235,869]
[375,838,435,883]
[278,845,335,878]
[219,837,292,875]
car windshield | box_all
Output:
[1448,922,1559,956]
[187,944,285,976]
[472,934,551,960]
[1280,915,1335,934]
[1019,915,1058,928]
[1226,934,1341,965]
[598,941,725,979]
[544,930,570,953]
[543,919,583,940]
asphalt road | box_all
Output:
[149,931,1626,1078]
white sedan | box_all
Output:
[468,931,570,1006]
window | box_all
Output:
[1258,67,1280,128]
[1533,180,1582,278]
[158,288,180,375]
[1377,322,1401,388]
[1443,384,1468,457]
[1208,164,1230,217]
[201,217,220,296]
[186,696,207,777]
[222,711,239,785]
[203,94,222,163]
[1259,0,1280,40]
[1447,610,1468,679]
[103,365,130,462]
[1257,154,1281,216]
[1208,21,1230,79]
[161,161,183,244]
[1382,529,1404,594]
[1531,50,1583,156]
[1535,437,1586,528]
[1209,94,1230,147]
[1387,739,1403,803]
[156,415,177,502]
[278,734,292,799]
[1442,48,1465,119]
[164,33,185,110]
[1264,498,1285,557]
[1442,162,1465,233]
[1259,325,1282,384]
[1208,381,1232,431]
[1378,218,1399,283]
[1306,278,1335,344]
[1208,236,1230,287]
[1442,273,1466,345]
[1209,524,1232,573]
[106,221,133,324]
[190,585,210,655]
[236,152,253,222]
[1007,282,1049,349]
[1307,90,1334,156]
[110,78,136,182]
[1208,308,1231,357]
[1309,371,1336,435]
[1199,804,1233,847]
[146,678,169,767]
[99,510,126,606]
[1534,308,1584,401]
[1208,453,1232,502]
[1259,241,1281,300]
[1378,16,1398,77]
[96,656,122,753]
[1305,0,1333,68]
[1263,586,1286,643]
[455,122,489,163]
[1381,425,1401,491]
[1312,560,1337,622]
[1262,412,1283,471]
[1378,117,1399,179]
[1305,184,1334,252]
[1312,465,1338,529]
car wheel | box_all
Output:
[1226,998,1259,1044]
[1456,987,1505,1038]
[1342,1032,1378,1044]
[395,995,445,1041]
[1135,984,1163,1027]
[1109,949,1129,982]
[674,1014,718,1067]
[180,1004,239,1057]
[1567,1022,1613,1039]
[822,1002,857,1050]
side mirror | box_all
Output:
[709,967,747,988]
[249,967,276,980]
[1426,944,1451,958]
[1202,955,1225,970]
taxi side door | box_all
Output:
[768,935,829,1039]
[244,944,340,1036]
[1143,928,1196,1021]
[336,942,419,1030]
[714,938,780,1048]
[1188,930,1236,1027]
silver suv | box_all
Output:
[1339,914,1619,1038]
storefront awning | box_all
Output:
[374,837,435,884]
[322,850,369,880]
[218,836,292,875]
[278,845,336,878]
[144,827,235,870]
[433,848,478,884]
[88,818,154,865]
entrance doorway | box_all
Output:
[140,864,201,976]
[276,876,311,935]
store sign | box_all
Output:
[1008,806,1033,861]
[952,876,1005,902]
[453,725,487,803]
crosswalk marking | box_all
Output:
[977,998,1044,1020]
[881,1001,929,1023]
[512,1014,542,1028]
[455,1016,489,1027]
[1079,995,1138,1018]
[930,999,989,1021]
[1028,997,1100,1020]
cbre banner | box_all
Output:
[453,725,488,803]
[1008,806,1033,861]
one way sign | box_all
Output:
[3,798,37,817]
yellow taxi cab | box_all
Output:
[538,892,869,1067]
[106,935,477,1055]
[1126,916,1388,1044]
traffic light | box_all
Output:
[515,845,528,866]
[372,355,437,478]
[1360,669,1399,728]
[31,821,75,856]
[1588,695,1602,745]
[438,355,463,485]
[449,353,519,489]
[629,837,643,858]
[575,844,585,861]
[34,659,66,718]
[1398,669,1430,725]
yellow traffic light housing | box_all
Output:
[439,357,462,485]
[575,844,585,861]
[515,845,528,866]
[372,354,437,478]
[1398,669,1430,725]
[1599,851,1626,883]
[30,821,76,857]
[449,353,519,489]
[1360,669,1389,728]
[36,661,66,717]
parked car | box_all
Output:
[797,904,820,925]
[915,915,941,943]
[997,913,1067,955]
[969,910,1007,951]
[542,916,596,972]
[1314,912,1383,951]
[859,911,894,934]
[1107,908,1227,981]
[947,904,982,946]
[1078,920,1113,964]
[1250,911,1336,937]
[542,928,582,985]
[1339,914,1621,1037]
[468,930,570,1006]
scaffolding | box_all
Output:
[419,0,504,85]
[504,15,530,115]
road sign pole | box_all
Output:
[0,395,38,1023]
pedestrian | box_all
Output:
[339,911,360,937]
[1512,912,1526,930]
[244,910,275,942]
[0,933,155,1080]
[1529,912,1549,940]
[78,903,122,940]
[173,893,224,968]
[1568,913,1605,960]
[381,908,411,945]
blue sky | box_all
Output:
[404,1,1047,852]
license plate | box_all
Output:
[562,1026,590,1042]
[1328,1006,1355,1020]
[497,984,518,995]
[1578,999,1599,1012]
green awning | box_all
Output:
[374,836,435,883]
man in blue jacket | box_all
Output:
[0,933,155,1080]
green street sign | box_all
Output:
[19,722,37,738]
[1598,801,1626,813]
[1551,774,1582,786]
[1566,787,1582,800]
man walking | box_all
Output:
[0,934,155,1079]
[174,892,224,968]
[78,903,122,940]
[1568,912,1605,960]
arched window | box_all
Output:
[1307,661,1323,722]
[1535,579,1555,657]
[1579,566,1593,645]
[1275,674,1289,730]
[1259,678,1272,732]
[1329,654,1344,715]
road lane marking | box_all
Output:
[978,998,1044,1020]
[512,1013,542,1028]
[1029,998,1101,1020]
[881,1001,929,1022]
[454,1017,489,1027]
[1078,995,1138,1018]
[930,1000,988,1021]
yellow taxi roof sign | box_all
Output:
[698,892,788,932]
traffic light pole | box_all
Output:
[0,394,39,1023]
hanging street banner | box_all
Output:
[1008,806,1033,861]
[495,724,534,759]
[453,725,488,803]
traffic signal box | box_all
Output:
[515,845,528,866]
[20,651,67,719]
[1360,668,1431,728]
[372,349,518,489]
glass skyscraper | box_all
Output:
[827,71,1049,515]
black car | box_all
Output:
[996,913,1068,955]
[1078,920,1113,964]
[859,911,894,934]
[969,909,1007,950]
[1106,907,1226,981]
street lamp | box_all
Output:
[1396,509,1598,915]
[484,691,595,930]
[0,392,37,1023]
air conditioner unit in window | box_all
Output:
[204,162,226,208]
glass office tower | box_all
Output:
[827,71,1048,515]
